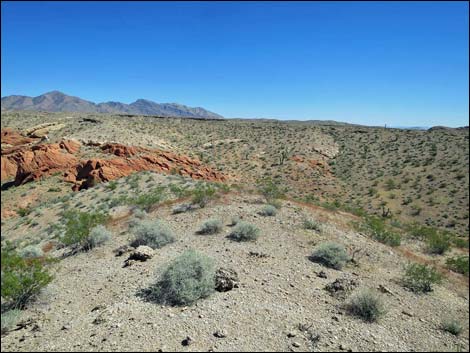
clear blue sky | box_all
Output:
[2,1,469,126]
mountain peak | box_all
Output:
[1,92,223,119]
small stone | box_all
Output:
[402,310,414,317]
[287,331,297,338]
[181,336,193,346]
[317,271,328,278]
[292,342,301,348]
[61,324,71,330]
[214,330,227,338]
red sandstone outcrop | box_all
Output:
[1,128,37,146]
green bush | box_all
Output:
[197,219,223,235]
[402,263,442,293]
[446,256,469,276]
[147,250,215,306]
[1,246,53,309]
[229,222,260,242]
[441,318,463,336]
[427,232,451,255]
[362,216,401,247]
[257,178,284,203]
[259,205,277,216]
[191,184,217,208]
[83,225,112,250]
[126,187,165,211]
[346,289,385,322]
[303,219,322,232]
[1,309,21,334]
[309,242,349,270]
[131,220,175,249]
[61,210,108,247]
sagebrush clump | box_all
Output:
[19,245,43,259]
[83,225,112,250]
[229,222,260,242]
[197,219,223,235]
[346,289,385,322]
[147,250,215,306]
[441,318,463,336]
[402,263,442,293]
[1,309,21,334]
[259,205,277,216]
[309,242,349,270]
[131,220,175,249]
[303,219,322,232]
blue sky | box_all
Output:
[1,1,469,126]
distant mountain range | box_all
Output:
[1,91,224,119]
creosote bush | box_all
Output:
[346,289,385,322]
[131,220,175,249]
[197,219,223,235]
[191,184,217,208]
[83,225,112,250]
[61,210,108,248]
[402,263,442,293]
[229,222,260,242]
[1,246,53,309]
[259,205,277,216]
[309,242,349,270]
[446,255,469,276]
[147,250,215,306]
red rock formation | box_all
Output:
[1,128,36,146]
[1,136,227,189]
[1,140,80,183]
[66,151,226,190]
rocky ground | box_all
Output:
[1,192,468,352]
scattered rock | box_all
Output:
[215,267,239,292]
[181,336,193,346]
[287,332,297,338]
[213,330,227,338]
[324,278,359,297]
[114,245,135,257]
[292,342,301,348]
[378,284,394,295]
[127,246,154,261]
[316,270,328,279]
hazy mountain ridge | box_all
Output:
[1,91,224,119]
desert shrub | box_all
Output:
[346,289,385,322]
[147,250,215,306]
[61,210,108,247]
[446,256,469,276]
[402,263,442,293]
[172,203,193,214]
[19,245,44,259]
[257,178,284,203]
[1,246,53,309]
[309,242,349,270]
[197,219,223,235]
[191,184,217,208]
[1,309,21,334]
[441,318,463,336]
[229,222,260,242]
[259,205,277,216]
[133,208,148,219]
[362,216,401,247]
[229,216,240,226]
[131,220,175,249]
[126,187,165,211]
[427,231,451,255]
[82,225,112,250]
[303,219,322,232]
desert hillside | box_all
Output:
[1,111,469,352]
